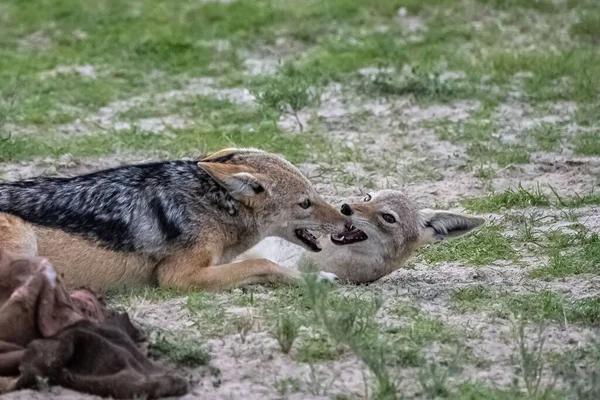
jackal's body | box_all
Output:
[0,149,347,291]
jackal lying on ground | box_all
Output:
[238,189,484,283]
[0,148,348,291]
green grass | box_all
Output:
[462,185,551,212]
[476,0,559,13]
[1,0,599,170]
[106,286,186,307]
[451,383,536,400]
[529,226,600,279]
[466,142,531,166]
[571,13,600,44]
[462,186,600,212]
[421,225,518,266]
[573,131,600,156]
[450,288,600,325]
[292,275,466,398]
[450,285,495,312]
[3,0,598,131]
[0,118,324,164]
[1,0,441,126]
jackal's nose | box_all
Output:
[340,203,353,216]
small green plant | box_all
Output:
[274,311,300,354]
[549,338,600,399]
[450,285,495,312]
[303,274,398,399]
[418,349,463,399]
[274,377,302,396]
[149,333,210,367]
[251,63,326,132]
[510,319,553,398]
[297,335,341,362]
[34,375,51,393]
[361,65,458,102]
[474,165,497,180]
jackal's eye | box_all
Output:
[382,214,396,223]
[299,199,311,209]
[363,194,372,202]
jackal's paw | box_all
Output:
[317,271,339,283]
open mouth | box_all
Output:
[295,228,322,252]
[330,225,368,245]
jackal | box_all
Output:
[238,189,484,283]
[0,148,348,291]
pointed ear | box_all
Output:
[198,162,265,202]
[418,209,485,245]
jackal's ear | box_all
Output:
[418,210,484,245]
[198,162,266,202]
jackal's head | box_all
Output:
[328,190,484,278]
[198,148,347,252]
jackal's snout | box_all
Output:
[310,197,350,233]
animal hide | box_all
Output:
[0,250,188,399]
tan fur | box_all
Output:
[34,227,154,289]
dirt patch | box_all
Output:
[114,115,189,134]
[192,332,367,399]
[18,31,52,52]
[0,153,157,182]
[39,65,97,80]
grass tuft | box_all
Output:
[450,285,495,312]
[420,225,518,266]
[251,62,328,132]
[450,287,600,326]
[359,66,461,102]
[526,123,563,152]
[573,131,600,156]
[149,332,210,367]
[571,13,600,44]
[530,225,600,279]
[462,185,551,212]
[274,311,300,354]
[461,185,600,213]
